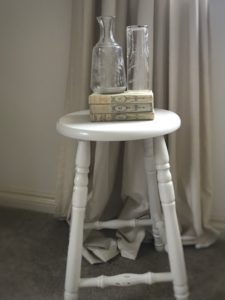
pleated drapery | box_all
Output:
[55,0,217,264]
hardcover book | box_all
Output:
[88,91,154,105]
[90,111,154,122]
[90,103,153,114]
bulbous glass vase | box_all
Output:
[90,16,126,94]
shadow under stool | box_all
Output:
[56,108,189,300]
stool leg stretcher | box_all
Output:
[79,272,173,288]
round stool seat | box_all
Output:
[56,109,181,142]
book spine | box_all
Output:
[89,94,154,104]
[90,103,153,113]
[90,112,154,122]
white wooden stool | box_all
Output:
[57,109,189,300]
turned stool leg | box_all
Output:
[144,138,165,251]
[154,136,189,300]
[64,141,91,300]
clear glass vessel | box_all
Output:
[126,25,150,91]
[90,16,126,94]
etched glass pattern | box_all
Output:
[90,16,126,94]
[126,25,150,91]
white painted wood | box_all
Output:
[57,108,190,299]
[0,189,55,214]
[64,141,91,300]
[154,136,189,300]
[84,218,152,230]
[80,272,172,288]
[144,138,165,251]
[56,109,181,142]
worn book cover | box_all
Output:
[90,111,154,122]
[89,91,154,105]
[90,102,153,114]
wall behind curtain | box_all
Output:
[0,0,72,212]
[0,0,224,227]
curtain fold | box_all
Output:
[167,0,218,247]
[55,0,217,264]
[55,0,97,218]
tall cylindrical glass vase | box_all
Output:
[126,25,150,91]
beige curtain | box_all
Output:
[55,0,217,264]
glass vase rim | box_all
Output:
[127,25,149,30]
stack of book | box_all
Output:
[89,91,154,122]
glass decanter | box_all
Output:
[90,16,126,94]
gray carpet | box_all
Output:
[0,206,225,300]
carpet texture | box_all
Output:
[0,206,224,300]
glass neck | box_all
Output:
[97,16,115,43]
